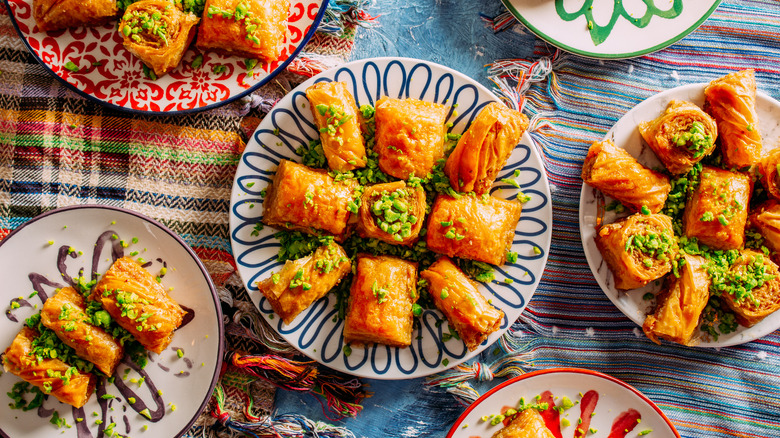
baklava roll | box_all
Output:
[638,100,718,175]
[682,165,751,250]
[374,97,448,179]
[757,148,780,201]
[196,0,289,62]
[356,180,426,245]
[420,257,504,351]
[342,254,418,347]
[33,0,118,32]
[426,194,522,266]
[595,213,677,290]
[720,250,780,327]
[704,69,763,169]
[749,200,780,254]
[41,287,124,376]
[444,102,530,194]
[119,0,200,78]
[262,159,358,241]
[257,243,351,324]
[92,257,185,354]
[492,408,556,438]
[581,139,671,214]
[305,81,367,171]
[643,254,710,345]
[3,327,97,408]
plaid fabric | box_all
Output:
[0,1,368,437]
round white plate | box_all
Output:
[447,368,680,438]
[502,0,720,59]
[579,83,780,347]
[3,0,327,114]
[0,205,223,438]
[229,57,553,379]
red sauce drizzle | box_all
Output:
[607,408,641,438]
[538,390,563,438]
[500,405,515,427]
[574,390,599,438]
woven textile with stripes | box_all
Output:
[425,2,780,438]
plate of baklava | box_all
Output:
[3,0,328,113]
[229,57,553,379]
[447,368,679,438]
[0,205,223,437]
[580,68,780,347]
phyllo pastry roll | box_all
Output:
[420,257,504,351]
[643,254,710,345]
[704,69,762,169]
[426,194,522,266]
[257,243,351,324]
[374,97,448,179]
[491,408,555,438]
[594,213,677,290]
[720,250,780,327]
[3,327,97,408]
[33,0,118,32]
[682,165,751,250]
[196,0,289,62]
[581,139,671,214]
[444,102,530,194]
[41,287,124,376]
[356,180,426,245]
[343,254,418,347]
[305,81,367,171]
[262,159,358,241]
[749,200,780,254]
[638,100,718,175]
[92,257,185,354]
[757,147,780,201]
[119,0,200,78]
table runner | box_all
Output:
[426,2,780,437]
[0,1,374,437]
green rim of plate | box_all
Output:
[501,0,722,60]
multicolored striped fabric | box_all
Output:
[441,1,780,437]
[0,1,371,437]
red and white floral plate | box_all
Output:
[3,0,328,114]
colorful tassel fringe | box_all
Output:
[226,351,367,420]
[484,53,558,112]
[210,384,357,438]
[318,0,379,37]
[425,334,533,405]
[479,10,517,34]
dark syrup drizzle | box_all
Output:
[5,229,196,437]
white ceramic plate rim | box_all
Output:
[501,0,721,59]
[0,205,223,438]
[447,368,681,438]
[579,83,780,347]
[229,56,553,379]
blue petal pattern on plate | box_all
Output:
[229,58,552,379]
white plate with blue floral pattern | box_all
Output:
[229,57,552,379]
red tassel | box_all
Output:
[226,351,367,419]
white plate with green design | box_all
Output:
[502,0,721,59]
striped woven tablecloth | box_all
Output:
[0,1,374,436]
